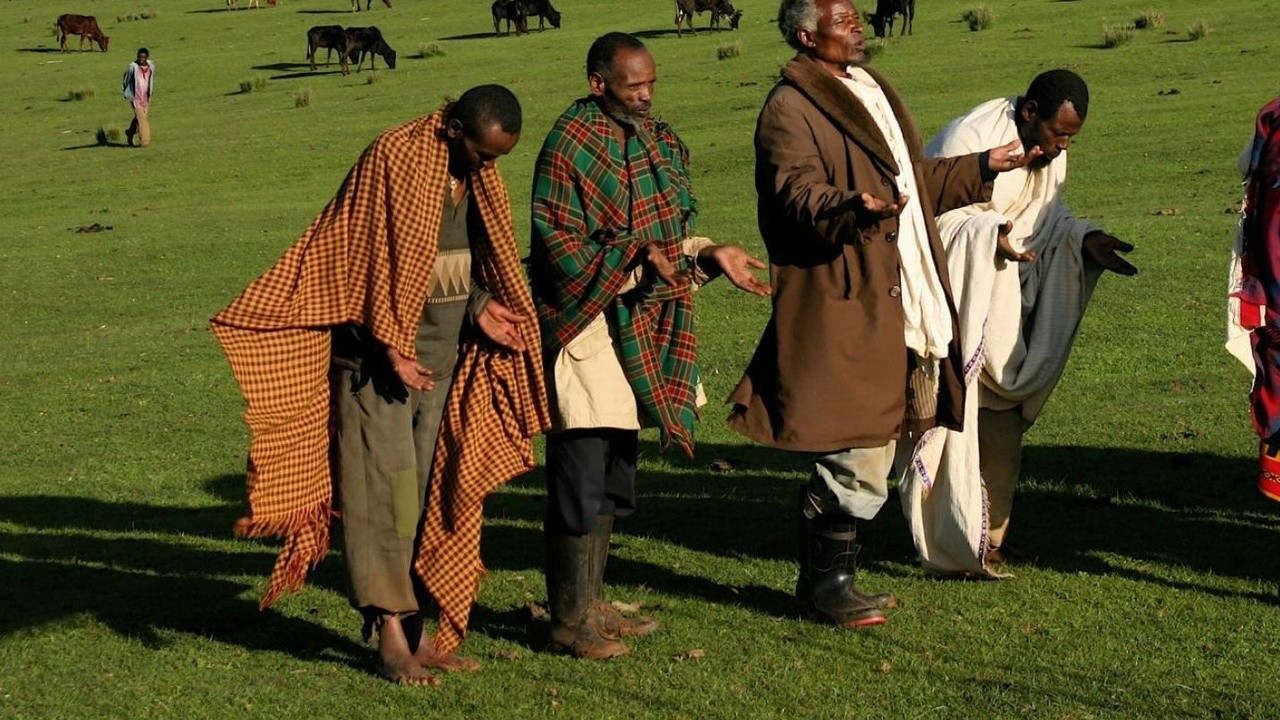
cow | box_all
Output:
[491,0,529,36]
[306,25,346,70]
[352,0,392,10]
[674,0,742,37]
[343,26,396,74]
[867,0,913,37]
[516,0,561,31]
[55,14,109,52]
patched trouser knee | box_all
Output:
[332,366,450,615]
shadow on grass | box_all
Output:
[253,61,320,71]
[271,70,345,80]
[484,441,1280,602]
[17,47,62,53]
[61,142,133,150]
[296,9,352,13]
[436,32,501,41]
[0,476,364,665]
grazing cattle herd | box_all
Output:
[491,0,562,36]
[307,24,396,74]
[48,0,924,81]
[673,0,742,37]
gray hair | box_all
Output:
[777,0,821,51]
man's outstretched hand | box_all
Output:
[996,221,1036,263]
[1083,231,1137,276]
[698,244,772,296]
[477,299,529,352]
[858,192,911,221]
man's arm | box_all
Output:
[756,92,885,247]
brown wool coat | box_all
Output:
[727,56,993,453]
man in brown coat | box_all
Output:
[727,0,1036,627]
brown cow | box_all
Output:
[55,14,109,52]
[673,0,742,37]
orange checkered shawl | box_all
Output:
[211,109,550,654]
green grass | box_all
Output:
[1102,23,1136,48]
[961,5,994,31]
[3,0,1280,716]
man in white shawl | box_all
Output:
[900,69,1137,575]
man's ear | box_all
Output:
[445,117,464,139]
[587,71,606,96]
[1020,100,1038,124]
[796,28,816,50]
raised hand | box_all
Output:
[697,244,772,296]
[1082,231,1137,276]
[987,137,1044,172]
[476,298,529,353]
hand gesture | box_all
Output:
[1082,232,1137,276]
[386,347,435,392]
[995,221,1035,263]
[698,244,772,296]
[476,298,529,353]
[987,138,1044,173]
[639,241,691,287]
[858,192,911,221]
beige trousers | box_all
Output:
[128,106,150,147]
[978,407,1028,549]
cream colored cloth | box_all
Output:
[899,97,1103,574]
[840,67,953,363]
[551,235,714,430]
[1227,140,1259,371]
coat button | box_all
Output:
[889,285,901,298]
[885,231,897,243]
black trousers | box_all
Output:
[544,428,638,535]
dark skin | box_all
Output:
[1007,99,1137,275]
[796,0,1041,224]
[373,117,525,685]
[588,47,771,296]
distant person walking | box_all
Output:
[122,47,153,147]
[1228,94,1280,501]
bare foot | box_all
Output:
[414,635,480,673]
[377,614,441,686]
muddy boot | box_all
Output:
[545,528,628,660]
[589,514,659,638]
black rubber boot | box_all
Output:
[545,528,628,659]
[795,487,894,626]
[589,515,659,638]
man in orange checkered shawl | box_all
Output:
[212,85,550,685]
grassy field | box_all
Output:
[3,0,1280,716]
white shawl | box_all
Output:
[900,97,1103,574]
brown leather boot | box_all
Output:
[589,515,659,638]
[545,528,628,659]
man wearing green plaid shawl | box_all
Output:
[530,32,770,660]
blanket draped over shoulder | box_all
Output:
[1228,95,1280,500]
[211,109,550,654]
[530,98,699,454]
[899,97,1102,574]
